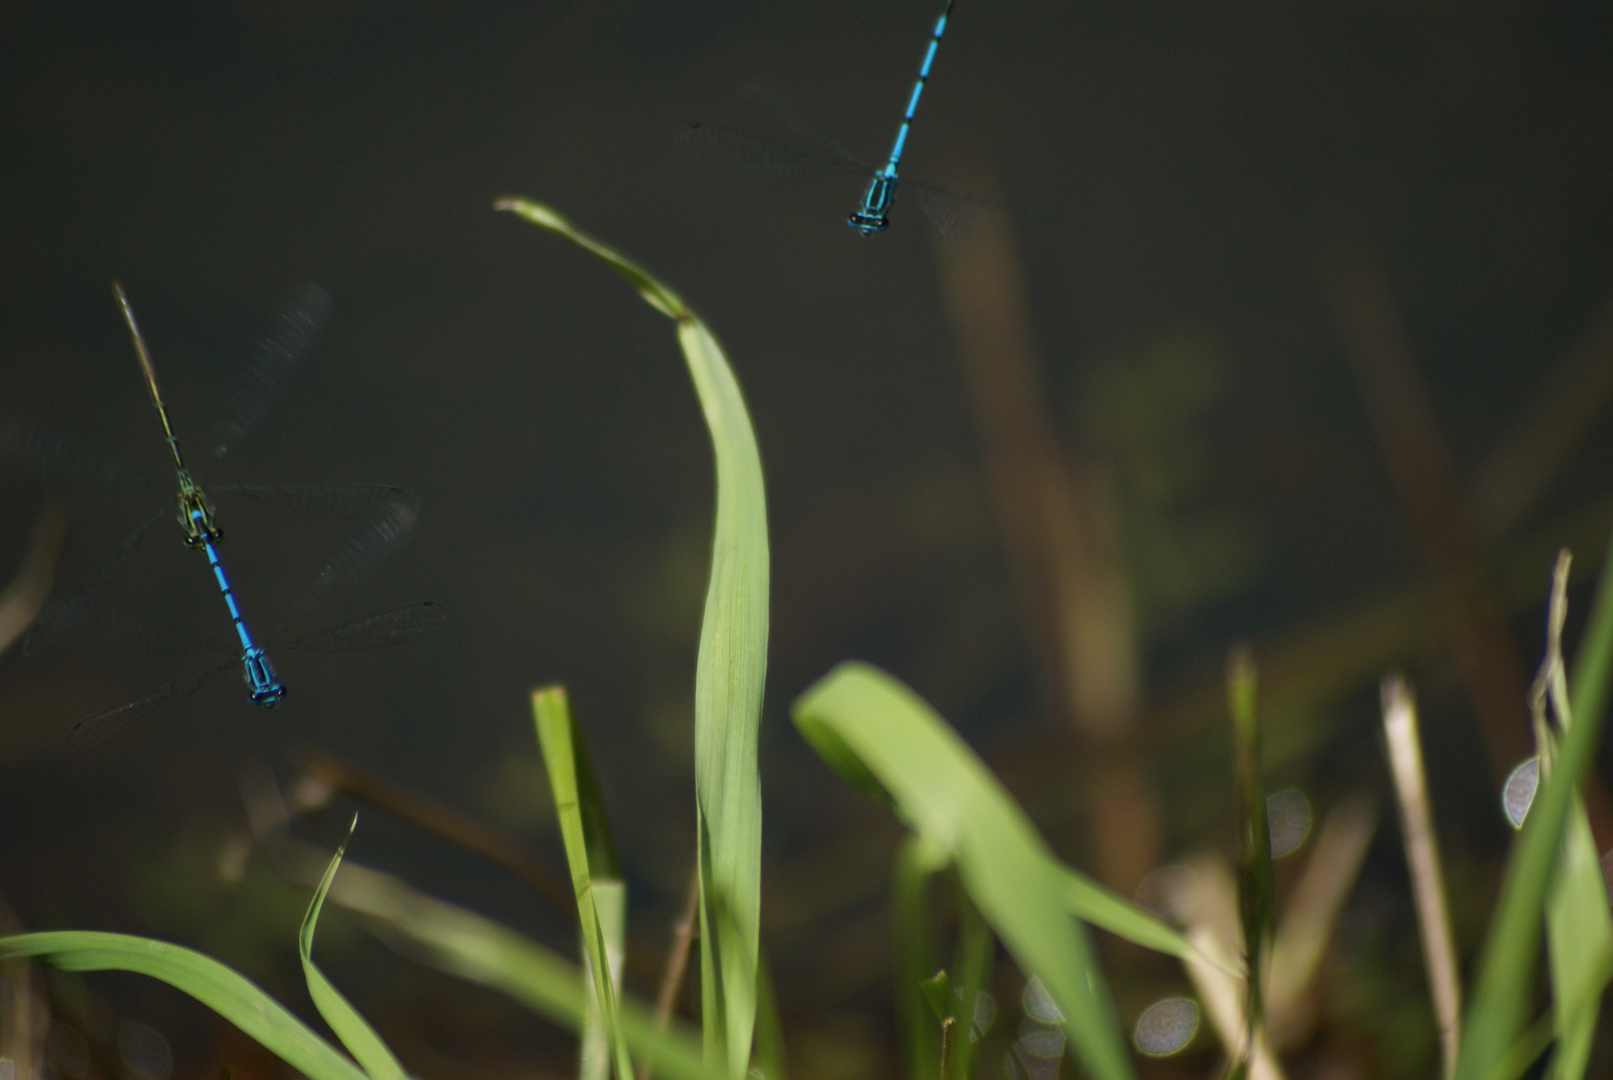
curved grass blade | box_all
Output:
[276,840,726,1080]
[1456,525,1613,1080]
[498,199,769,1079]
[533,686,632,1080]
[792,662,1136,1080]
[893,835,949,1080]
[68,602,445,750]
[300,815,407,1080]
[0,931,369,1080]
[209,282,332,461]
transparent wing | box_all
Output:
[68,659,231,753]
[24,506,170,655]
[0,419,156,493]
[279,601,445,654]
[208,283,333,461]
[675,124,863,179]
[739,85,874,171]
[215,484,422,624]
[908,178,1038,241]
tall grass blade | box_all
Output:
[534,686,633,1080]
[1228,644,1273,1070]
[1456,526,1613,1080]
[499,198,770,1078]
[1381,678,1461,1079]
[299,816,407,1080]
[792,662,1137,1080]
[1532,552,1613,1080]
[0,932,369,1080]
[893,835,948,1080]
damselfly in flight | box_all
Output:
[678,2,1010,237]
[2,283,427,733]
[115,282,287,705]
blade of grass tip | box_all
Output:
[792,663,1136,1080]
[534,686,633,1080]
[301,815,407,1080]
[0,931,369,1080]
[1381,678,1461,1080]
[1535,551,1613,1080]
[1457,525,1613,1080]
[500,199,769,1078]
[1229,645,1273,1061]
[894,835,949,1080]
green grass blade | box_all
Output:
[1457,527,1613,1080]
[584,882,629,1080]
[0,932,369,1080]
[792,663,1136,1080]
[893,835,946,1080]
[947,889,994,1080]
[1228,645,1273,1059]
[300,816,407,1080]
[306,844,725,1080]
[1535,553,1613,1080]
[535,686,633,1080]
[500,199,769,1078]
[752,952,788,1080]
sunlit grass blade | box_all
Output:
[792,662,1136,1080]
[1228,645,1273,1069]
[1381,678,1460,1079]
[1456,526,1613,1080]
[0,931,368,1080]
[1532,551,1613,1080]
[534,685,633,1080]
[499,199,769,1078]
[299,816,406,1080]
[285,839,726,1080]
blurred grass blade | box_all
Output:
[1534,552,1613,1080]
[0,507,65,656]
[1229,644,1273,1061]
[1456,526,1613,1080]
[534,686,633,1080]
[1052,866,1232,971]
[949,890,993,1080]
[0,931,369,1080]
[893,835,948,1080]
[500,199,769,1077]
[299,815,407,1080]
[292,840,726,1080]
[793,663,1136,1080]
[1381,678,1461,1079]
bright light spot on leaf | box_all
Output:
[1266,788,1312,857]
[1133,997,1199,1056]
[1502,757,1538,829]
[1021,977,1064,1024]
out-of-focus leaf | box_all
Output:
[793,662,1136,1080]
